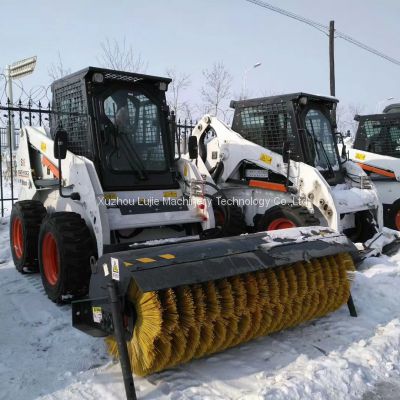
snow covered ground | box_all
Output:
[1,217,400,400]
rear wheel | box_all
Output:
[385,199,400,231]
[10,200,47,273]
[212,200,247,236]
[38,212,95,302]
[257,204,320,232]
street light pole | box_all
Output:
[242,62,262,99]
[5,56,37,150]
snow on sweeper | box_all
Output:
[186,93,399,253]
[9,68,357,397]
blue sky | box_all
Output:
[1,0,399,119]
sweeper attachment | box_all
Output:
[9,67,358,400]
[73,226,357,399]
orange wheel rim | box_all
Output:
[395,211,400,231]
[42,232,59,285]
[267,218,296,230]
[12,217,24,259]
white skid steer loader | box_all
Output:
[186,93,399,254]
[10,69,359,399]
[345,108,400,231]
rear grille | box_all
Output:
[232,102,296,156]
[53,81,91,159]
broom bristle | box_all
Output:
[106,252,355,376]
[195,324,214,358]
[203,281,221,322]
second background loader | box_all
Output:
[186,92,398,252]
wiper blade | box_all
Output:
[119,134,148,180]
[107,127,148,180]
[306,119,335,178]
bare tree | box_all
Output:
[182,102,197,123]
[336,103,365,136]
[335,103,348,134]
[98,37,147,73]
[48,52,71,81]
[201,62,232,119]
[165,67,191,119]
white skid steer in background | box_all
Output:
[346,107,400,233]
[185,93,399,255]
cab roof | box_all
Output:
[52,66,171,91]
[231,92,338,109]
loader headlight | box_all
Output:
[92,73,104,83]
[361,176,372,190]
[299,96,308,106]
[158,82,168,91]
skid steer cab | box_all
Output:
[347,109,400,231]
[10,67,224,302]
[187,93,397,250]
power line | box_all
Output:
[245,0,329,34]
[245,0,400,67]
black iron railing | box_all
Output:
[0,100,51,216]
[0,100,195,217]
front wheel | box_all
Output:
[385,199,400,231]
[213,201,247,236]
[256,204,320,232]
[38,212,95,303]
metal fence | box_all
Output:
[0,100,51,216]
[0,100,195,217]
[175,117,196,154]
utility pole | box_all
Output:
[329,20,336,125]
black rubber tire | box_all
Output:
[385,199,400,230]
[38,212,95,303]
[256,204,320,232]
[346,210,379,243]
[213,201,247,236]
[10,200,47,273]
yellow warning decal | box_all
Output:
[163,191,177,198]
[104,192,117,201]
[355,152,366,161]
[159,254,176,260]
[92,307,102,323]
[111,257,120,281]
[123,261,133,267]
[183,164,188,177]
[137,257,156,263]
[41,142,47,152]
[260,153,272,164]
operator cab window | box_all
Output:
[361,119,400,157]
[102,89,167,172]
[305,109,339,171]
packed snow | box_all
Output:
[1,216,400,399]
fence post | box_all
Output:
[7,99,14,204]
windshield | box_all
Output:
[102,89,167,174]
[359,118,400,157]
[304,109,340,171]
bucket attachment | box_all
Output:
[72,226,357,377]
